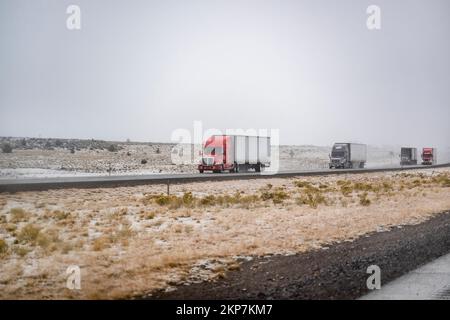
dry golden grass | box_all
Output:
[0,168,449,299]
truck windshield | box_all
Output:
[331,151,345,158]
[203,146,223,156]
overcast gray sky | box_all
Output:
[0,0,449,148]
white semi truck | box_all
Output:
[329,143,367,169]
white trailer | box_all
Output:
[231,135,271,172]
[349,143,367,163]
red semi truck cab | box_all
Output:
[198,135,235,173]
[421,147,436,165]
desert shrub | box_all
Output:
[44,229,60,245]
[433,174,450,187]
[294,180,312,188]
[182,192,195,206]
[145,212,156,219]
[10,207,29,223]
[260,191,272,201]
[13,246,30,257]
[0,238,8,256]
[289,149,295,158]
[340,183,353,196]
[225,193,260,208]
[296,192,326,208]
[359,192,371,206]
[272,189,289,204]
[214,194,237,207]
[260,188,289,204]
[232,191,245,202]
[154,194,173,206]
[353,182,373,192]
[17,224,41,244]
[200,195,217,206]
[36,233,51,249]
[4,223,16,232]
[110,224,135,245]
[155,147,161,154]
[382,181,394,191]
[148,194,182,209]
[107,144,117,152]
[51,210,70,220]
[238,194,260,206]
[60,242,74,254]
[146,190,260,209]
[336,180,349,186]
[92,237,110,251]
[1,143,13,153]
[141,159,148,164]
[442,177,450,187]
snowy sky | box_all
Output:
[0,0,449,149]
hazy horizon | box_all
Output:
[1,0,449,149]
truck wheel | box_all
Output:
[213,165,224,173]
[199,169,204,173]
[235,164,240,173]
[359,162,364,169]
[255,164,261,173]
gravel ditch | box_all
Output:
[149,210,450,299]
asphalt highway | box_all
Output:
[1,163,449,193]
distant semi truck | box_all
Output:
[198,135,271,173]
[329,143,367,169]
[400,147,418,166]
[421,147,437,165]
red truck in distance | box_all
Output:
[198,135,271,173]
[421,148,437,165]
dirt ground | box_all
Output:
[0,168,449,299]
